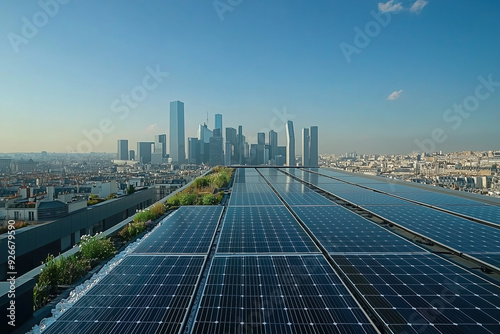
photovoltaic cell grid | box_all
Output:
[389,191,488,206]
[132,206,223,254]
[361,205,500,255]
[437,205,500,227]
[291,206,424,254]
[268,182,337,206]
[217,206,318,253]
[229,183,284,206]
[43,256,205,334]
[329,191,415,206]
[332,253,500,334]
[192,256,378,334]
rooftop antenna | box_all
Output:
[206,111,209,127]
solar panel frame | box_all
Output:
[191,255,379,334]
[132,206,223,254]
[43,255,206,334]
[217,206,319,254]
[290,205,425,254]
[331,253,500,333]
[361,205,500,255]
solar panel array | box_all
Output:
[217,206,318,253]
[291,205,423,253]
[133,206,223,254]
[332,253,500,334]
[44,256,205,334]
[192,255,378,333]
[279,167,500,332]
[293,168,500,270]
[40,168,500,334]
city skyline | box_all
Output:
[1,1,499,154]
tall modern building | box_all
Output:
[257,132,265,165]
[215,114,222,133]
[117,140,128,160]
[269,130,278,162]
[309,126,319,166]
[169,101,186,163]
[188,137,200,165]
[154,134,167,158]
[237,125,244,164]
[302,128,310,166]
[225,127,237,164]
[198,123,213,163]
[137,142,153,164]
[129,150,135,161]
[286,121,295,166]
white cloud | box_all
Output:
[387,90,403,100]
[146,123,158,133]
[378,0,403,13]
[410,0,429,14]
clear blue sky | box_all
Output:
[1,0,499,154]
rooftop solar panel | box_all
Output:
[291,205,424,253]
[362,205,500,255]
[436,205,500,227]
[132,206,223,254]
[330,191,415,205]
[388,191,488,206]
[192,255,378,333]
[43,255,205,334]
[217,206,319,253]
[331,253,500,334]
[269,183,337,206]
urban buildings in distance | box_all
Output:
[113,100,320,167]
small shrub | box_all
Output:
[118,221,147,241]
[79,234,116,262]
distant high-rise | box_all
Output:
[257,132,265,165]
[237,125,244,164]
[309,126,319,166]
[302,128,310,166]
[286,121,295,166]
[215,114,222,132]
[137,142,153,164]
[269,130,278,162]
[225,127,237,164]
[117,140,128,160]
[129,150,135,161]
[169,101,186,163]
[188,137,200,165]
[198,123,213,163]
[154,134,167,158]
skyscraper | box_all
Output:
[286,121,295,166]
[188,137,200,165]
[269,130,278,162]
[154,134,167,158]
[302,128,310,166]
[257,132,265,165]
[169,101,186,163]
[309,126,319,166]
[237,125,244,164]
[215,114,222,133]
[225,127,237,164]
[137,142,153,164]
[117,139,128,160]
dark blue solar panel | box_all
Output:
[291,206,424,253]
[362,205,500,255]
[133,206,222,254]
[43,255,205,334]
[192,256,378,333]
[330,191,415,205]
[389,191,488,206]
[437,205,500,227]
[217,206,318,253]
[332,253,500,333]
